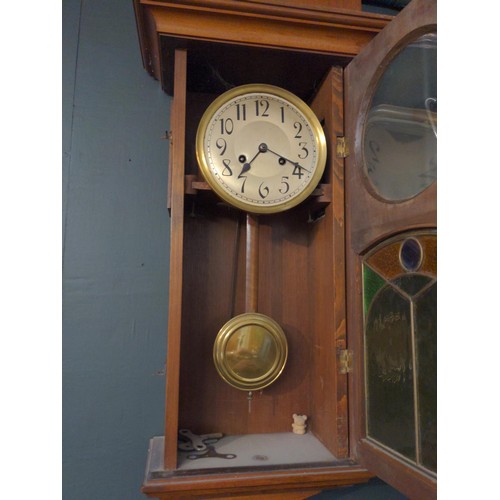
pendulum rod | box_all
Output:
[245,213,259,411]
[245,213,259,313]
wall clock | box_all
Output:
[196,83,327,214]
[133,0,437,498]
[197,84,327,394]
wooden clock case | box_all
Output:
[133,0,436,498]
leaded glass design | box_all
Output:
[363,231,436,475]
[392,274,432,297]
[400,237,423,272]
[365,285,415,461]
[415,282,437,472]
[363,264,386,316]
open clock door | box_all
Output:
[345,0,437,498]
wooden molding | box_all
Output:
[143,463,373,498]
[134,0,392,86]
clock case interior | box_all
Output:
[158,38,353,476]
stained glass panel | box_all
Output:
[415,282,437,472]
[365,241,404,279]
[392,274,433,297]
[419,235,437,275]
[365,285,415,461]
[400,237,422,272]
[363,231,436,474]
[363,264,386,316]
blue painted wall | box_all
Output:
[62,0,170,498]
[62,1,406,498]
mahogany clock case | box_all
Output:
[176,46,348,461]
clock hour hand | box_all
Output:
[238,145,266,177]
[238,162,252,178]
[265,147,311,174]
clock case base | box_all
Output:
[142,437,372,499]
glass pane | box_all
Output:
[363,264,386,316]
[365,285,415,461]
[400,237,423,272]
[365,240,404,280]
[392,274,433,297]
[415,282,437,472]
[363,33,437,201]
[420,235,437,275]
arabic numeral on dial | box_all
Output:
[298,142,309,159]
[219,118,234,135]
[255,100,270,117]
[236,103,247,121]
[216,138,227,155]
[280,106,285,123]
[294,122,303,138]
[258,182,270,199]
[279,176,290,194]
[239,175,247,193]
[222,159,233,176]
[292,165,304,179]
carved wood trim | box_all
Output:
[134,0,392,85]
[142,463,373,498]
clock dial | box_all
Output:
[196,84,326,213]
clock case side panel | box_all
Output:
[163,49,188,471]
[344,0,437,497]
[176,65,350,459]
[308,66,349,459]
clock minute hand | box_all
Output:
[265,147,311,174]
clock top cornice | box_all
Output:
[133,0,392,89]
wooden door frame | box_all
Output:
[345,0,437,498]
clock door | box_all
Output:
[344,0,437,498]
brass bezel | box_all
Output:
[196,84,327,214]
[213,312,288,391]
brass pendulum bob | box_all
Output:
[213,213,288,399]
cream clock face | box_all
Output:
[196,84,327,213]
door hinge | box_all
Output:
[336,136,349,158]
[338,349,353,374]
